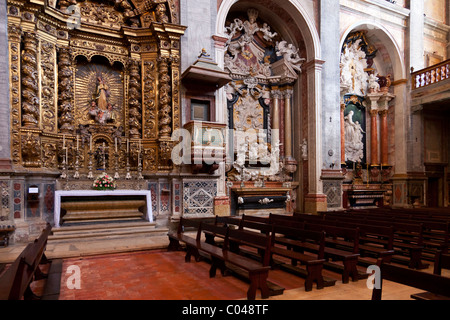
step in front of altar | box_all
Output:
[49,220,167,242]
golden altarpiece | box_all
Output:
[5,0,187,241]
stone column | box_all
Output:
[366,93,383,165]
[340,103,346,165]
[379,109,388,166]
[320,0,341,169]
[0,4,11,169]
[408,0,425,71]
[392,82,409,207]
[379,93,395,166]
[284,88,293,160]
[369,109,379,165]
[271,88,282,147]
[303,59,327,214]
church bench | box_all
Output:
[238,219,273,235]
[41,258,63,300]
[270,225,327,291]
[167,217,203,262]
[433,250,450,276]
[267,213,393,269]
[268,215,306,230]
[372,258,450,300]
[0,224,52,300]
[269,213,324,225]
[0,225,16,247]
[198,223,272,300]
[304,223,361,283]
[240,214,270,224]
[331,221,395,266]
[339,217,426,269]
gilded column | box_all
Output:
[158,56,173,170]
[21,32,39,128]
[370,109,379,165]
[8,24,22,165]
[171,55,181,133]
[158,56,172,139]
[128,60,142,139]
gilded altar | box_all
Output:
[6,0,186,174]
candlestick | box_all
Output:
[114,151,120,180]
[63,134,66,149]
[102,142,106,171]
[76,134,79,151]
[87,151,94,179]
[115,137,118,153]
[60,148,67,180]
[127,138,129,154]
[90,135,92,151]
[73,149,80,179]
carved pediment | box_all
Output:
[56,0,174,28]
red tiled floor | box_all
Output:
[58,249,308,300]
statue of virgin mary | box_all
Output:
[89,74,113,124]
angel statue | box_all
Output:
[276,41,306,73]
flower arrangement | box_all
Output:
[92,172,116,191]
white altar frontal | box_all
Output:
[54,190,153,228]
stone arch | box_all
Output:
[340,21,406,81]
[217,0,320,61]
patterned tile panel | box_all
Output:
[183,180,217,217]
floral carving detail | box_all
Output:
[58,47,74,133]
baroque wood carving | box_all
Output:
[6,0,185,174]
[21,32,39,128]
[58,47,75,133]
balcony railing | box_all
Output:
[412,60,450,90]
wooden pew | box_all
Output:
[0,224,52,300]
[372,258,450,300]
[270,225,328,291]
[198,223,272,300]
[433,250,450,276]
[332,209,450,259]
[411,250,450,300]
[304,222,361,283]
[0,225,15,247]
[333,216,426,269]
[241,214,269,224]
[167,217,203,262]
